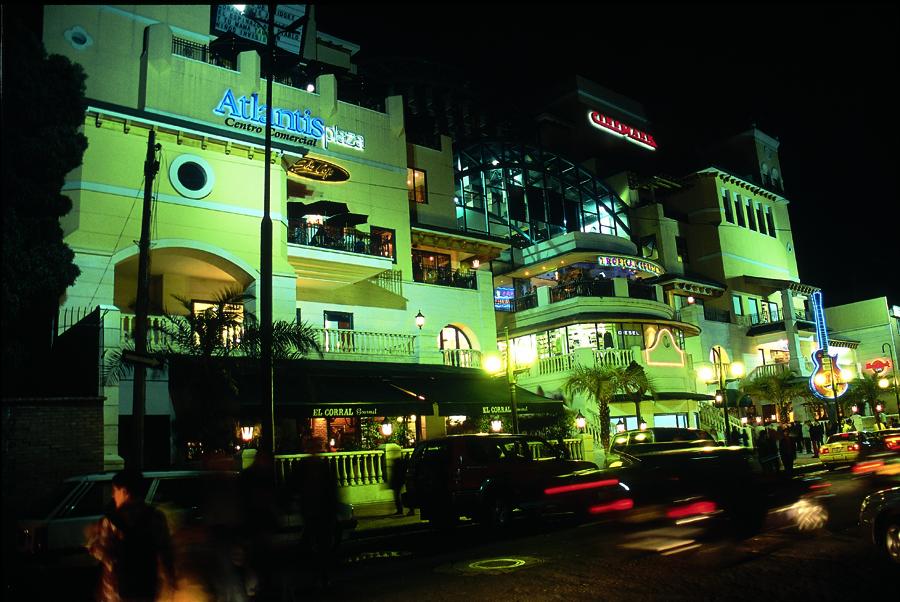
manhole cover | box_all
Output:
[437,556,541,575]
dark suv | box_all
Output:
[403,434,599,527]
[606,427,717,467]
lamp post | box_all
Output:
[702,347,744,442]
[883,342,900,416]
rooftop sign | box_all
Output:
[588,111,658,151]
[597,254,664,277]
[210,4,308,56]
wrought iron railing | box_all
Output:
[550,279,615,303]
[172,37,236,71]
[412,265,477,290]
[289,223,387,257]
[703,307,732,323]
[494,293,538,313]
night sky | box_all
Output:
[317,3,899,308]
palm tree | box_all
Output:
[105,287,322,460]
[563,361,656,450]
[844,374,889,427]
[564,365,617,450]
[742,369,805,423]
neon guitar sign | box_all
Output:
[808,290,848,400]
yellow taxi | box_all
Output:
[819,431,878,470]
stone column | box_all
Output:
[781,288,805,375]
[99,305,125,472]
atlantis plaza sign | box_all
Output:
[213,88,365,151]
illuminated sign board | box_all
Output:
[288,157,350,182]
[311,406,378,417]
[210,4,308,56]
[597,255,664,276]
[213,88,365,151]
[588,111,657,151]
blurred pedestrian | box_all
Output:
[728,426,740,446]
[779,426,796,477]
[390,454,413,516]
[810,420,822,457]
[237,451,280,600]
[740,428,749,448]
[86,470,175,602]
[801,421,812,454]
[297,441,339,591]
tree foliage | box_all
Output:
[1,10,87,395]
[742,369,805,423]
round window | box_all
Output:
[169,154,214,199]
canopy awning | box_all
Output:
[611,391,717,402]
[232,359,563,419]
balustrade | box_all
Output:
[442,348,483,369]
[593,348,635,368]
[314,328,416,357]
[533,353,576,376]
[526,438,585,461]
[276,450,387,487]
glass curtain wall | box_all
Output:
[519,322,685,360]
[455,141,631,245]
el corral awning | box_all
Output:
[398,374,565,416]
[237,359,435,419]
[235,360,562,420]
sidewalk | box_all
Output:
[352,500,424,533]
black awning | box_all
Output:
[610,391,717,402]
[395,374,564,416]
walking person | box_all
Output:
[390,454,413,516]
[779,425,797,477]
[810,420,822,457]
[86,470,176,602]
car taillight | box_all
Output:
[544,478,619,496]
[852,460,884,474]
[885,437,900,450]
[667,500,717,519]
[848,444,859,452]
[588,498,634,514]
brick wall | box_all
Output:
[1,397,104,516]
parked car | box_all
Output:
[858,486,900,565]
[605,427,717,468]
[819,431,884,470]
[609,446,826,538]
[17,470,356,557]
[403,434,603,528]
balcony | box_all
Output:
[412,265,477,290]
[495,293,538,313]
[441,348,483,369]
[315,328,416,359]
[527,348,635,378]
[287,224,394,290]
[172,37,236,71]
[549,279,614,303]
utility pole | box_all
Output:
[131,128,160,470]
[259,3,276,462]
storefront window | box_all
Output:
[618,323,643,350]
[567,323,597,350]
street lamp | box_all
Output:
[488,326,536,434]
[699,347,744,441]
[575,411,586,432]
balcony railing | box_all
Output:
[412,265,477,290]
[289,223,388,258]
[627,282,658,302]
[314,328,416,357]
[703,307,732,323]
[747,362,792,381]
[529,348,635,377]
[441,348,483,369]
[550,279,614,303]
[172,37,236,71]
[495,293,538,313]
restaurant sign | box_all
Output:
[213,88,366,152]
[288,157,350,182]
[311,406,379,418]
[588,111,658,151]
[597,254,664,276]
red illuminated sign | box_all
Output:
[588,111,658,151]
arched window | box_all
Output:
[439,325,471,350]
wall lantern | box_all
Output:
[687,296,695,304]
[639,421,648,431]
[875,403,884,413]
[770,414,777,421]
[616,419,626,433]
[472,259,481,269]
[741,416,748,425]
[575,411,586,431]
[306,83,315,93]
[755,416,763,424]
[380,417,393,437]
[490,419,503,432]
[240,426,254,442]
[851,404,858,414]
[415,309,425,330]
